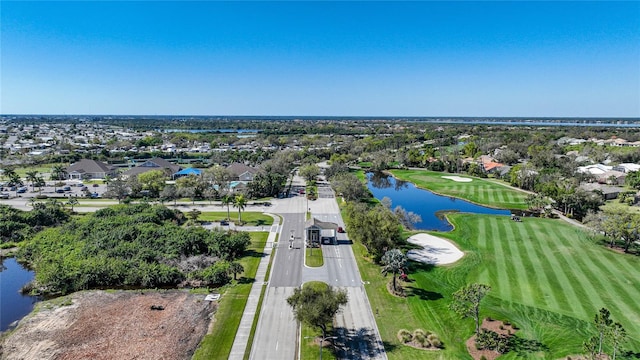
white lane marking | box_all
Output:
[276,341,279,351]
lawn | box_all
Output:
[388,169,529,210]
[197,212,274,226]
[11,163,62,178]
[305,246,324,267]
[192,232,269,360]
[357,214,640,359]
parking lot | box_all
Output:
[0,182,107,199]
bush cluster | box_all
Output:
[475,329,510,353]
[397,328,443,349]
[18,204,251,295]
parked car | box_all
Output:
[63,186,72,191]
[0,193,10,199]
[17,187,27,194]
[220,220,229,226]
[56,189,65,193]
[92,184,99,187]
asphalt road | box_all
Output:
[251,173,387,360]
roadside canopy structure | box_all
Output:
[305,217,338,247]
[173,168,202,179]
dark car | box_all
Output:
[56,189,65,193]
[337,226,345,233]
[220,220,229,226]
[92,184,99,187]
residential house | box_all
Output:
[227,163,257,182]
[580,183,624,201]
[612,163,640,173]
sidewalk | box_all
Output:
[228,215,280,360]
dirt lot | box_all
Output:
[1,290,215,360]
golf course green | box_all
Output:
[389,169,529,210]
[353,170,639,359]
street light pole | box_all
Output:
[320,335,338,360]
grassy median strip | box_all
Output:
[192,232,268,360]
[305,246,324,267]
[299,282,336,360]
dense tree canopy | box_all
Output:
[287,284,348,339]
[0,203,69,243]
[18,204,251,294]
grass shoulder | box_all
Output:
[192,231,269,359]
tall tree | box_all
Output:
[299,163,321,183]
[25,171,39,192]
[66,198,79,212]
[610,322,626,360]
[50,164,67,181]
[220,193,233,220]
[287,285,348,341]
[137,169,167,198]
[3,168,22,187]
[105,176,129,203]
[233,194,247,223]
[228,261,244,281]
[450,283,491,336]
[381,249,407,293]
[594,307,612,356]
[159,184,178,206]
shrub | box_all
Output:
[428,334,443,348]
[412,329,428,347]
[397,329,412,343]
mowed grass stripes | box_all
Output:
[357,213,640,359]
[451,215,640,352]
[389,169,529,210]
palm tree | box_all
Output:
[220,193,233,220]
[3,168,21,187]
[381,249,407,293]
[35,176,46,193]
[51,164,67,181]
[67,198,79,212]
[25,171,38,192]
[233,194,247,224]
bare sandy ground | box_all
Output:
[0,290,214,360]
[441,175,473,183]
[406,233,464,265]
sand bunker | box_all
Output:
[406,233,464,265]
[441,175,472,182]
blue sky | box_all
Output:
[2,1,639,117]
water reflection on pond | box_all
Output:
[1,257,39,332]
[366,172,510,231]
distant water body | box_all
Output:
[163,129,260,133]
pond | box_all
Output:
[0,257,39,332]
[366,172,511,231]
